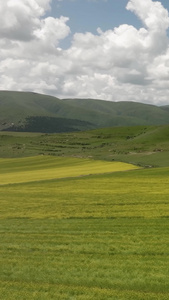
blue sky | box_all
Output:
[50,1,141,31]
[49,0,142,47]
[1,0,169,105]
[49,0,169,41]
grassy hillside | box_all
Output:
[1,91,169,132]
[0,124,169,167]
[0,156,169,299]
[161,105,169,112]
[64,98,169,126]
[0,91,96,132]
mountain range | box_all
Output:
[0,91,169,133]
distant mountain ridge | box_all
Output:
[0,91,169,132]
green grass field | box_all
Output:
[0,155,169,299]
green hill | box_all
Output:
[0,91,169,132]
[0,91,95,132]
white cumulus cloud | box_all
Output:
[0,0,169,105]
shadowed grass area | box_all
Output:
[0,161,169,299]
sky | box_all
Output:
[1,0,169,106]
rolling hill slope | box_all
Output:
[0,124,169,167]
[0,90,169,132]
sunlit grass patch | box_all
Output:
[0,155,138,185]
[0,167,169,220]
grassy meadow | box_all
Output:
[0,124,169,299]
[0,154,169,299]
